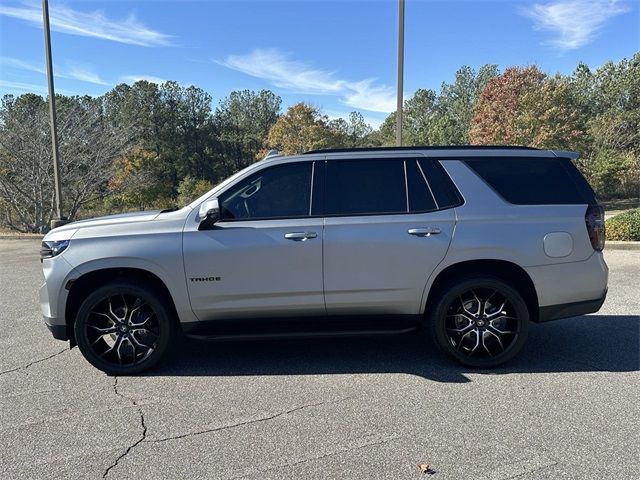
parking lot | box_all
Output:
[1,239,638,479]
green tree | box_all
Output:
[432,64,499,144]
[104,80,216,187]
[214,89,281,176]
[328,111,373,147]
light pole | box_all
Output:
[395,0,405,147]
[42,0,66,229]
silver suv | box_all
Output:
[39,146,608,374]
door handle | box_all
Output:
[284,232,317,241]
[408,227,441,236]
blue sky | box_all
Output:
[1,0,638,126]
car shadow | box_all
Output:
[151,315,639,382]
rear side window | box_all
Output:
[464,157,596,205]
[418,159,463,209]
[325,159,406,215]
[406,160,437,212]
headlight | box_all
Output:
[40,240,70,260]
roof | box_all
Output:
[302,145,540,155]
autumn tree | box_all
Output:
[109,147,173,210]
[469,66,586,149]
[265,103,343,155]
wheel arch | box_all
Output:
[65,267,181,345]
[424,259,539,322]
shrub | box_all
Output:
[605,209,640,241]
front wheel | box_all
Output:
[428,276,529,368]
[74,282,176,375]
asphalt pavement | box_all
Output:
[1,239,638,479]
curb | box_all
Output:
[606,241,640,251]
[0,235,43,240]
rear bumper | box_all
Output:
[537,289,607,322]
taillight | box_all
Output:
[585,205,605,251]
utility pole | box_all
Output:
[395,0,405,147]
[42,0,66,229]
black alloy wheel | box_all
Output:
[74,282,175,375]
[429,276,529,367]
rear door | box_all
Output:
[322,156,459,316]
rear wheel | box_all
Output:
[428,276,529,368]
[74,282,176,375]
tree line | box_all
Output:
[0,53,638,232]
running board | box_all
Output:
[182,315,422,342]
[186,326,419,342]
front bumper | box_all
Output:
[39,254,78,342]
[41,282,69,340]
[45,321,69,340]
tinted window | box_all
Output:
[464,158,591,205]
[326,159,406,215]
[418,158,463,209]
[406,160,437,212]
[219,162,312,220]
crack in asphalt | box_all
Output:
[0,348,68,376]
[229,435,402,479]
[148,396,354,445]
[102,377,148,479]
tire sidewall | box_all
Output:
[74,282,174,375]
[430,276,529,368]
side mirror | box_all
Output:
[198,198,220,224]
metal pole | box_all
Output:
[42,0,66,228]
[395,0,405,147]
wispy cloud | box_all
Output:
[1,56,108,85]
[120,75,167,85]
[217,49,396,113]
[0,79,48,95]
[521,0,631,50]
[0,1,173,47]
[0,79,74,95]
[65,64,109,85]
[0,56,46,74]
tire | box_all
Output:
[428,275,529,368]
[74,281,177,375]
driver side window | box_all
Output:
[219,162,313,220]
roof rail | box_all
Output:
[303,145,540,155]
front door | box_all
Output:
[183,161,325,320]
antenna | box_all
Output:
[263,149,280,160]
